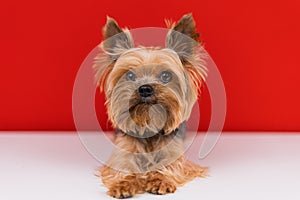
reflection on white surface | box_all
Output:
[0,132,299,200]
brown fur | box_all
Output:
[94,13,207,198]
[98,131,207,198]
[128,83,181,134]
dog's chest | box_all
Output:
[134,135,183,171]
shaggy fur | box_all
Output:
[94,13,207,198]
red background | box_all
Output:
[1,0,300,131]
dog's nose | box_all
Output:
[138,85,154,98]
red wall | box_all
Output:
[1,0,300,131]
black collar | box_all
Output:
[115,121,186,139]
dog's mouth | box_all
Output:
[128,99,156,114]
[128,94,166,128]
[140,96,155,104]
[117,88,181,136]
[129,94,157,110]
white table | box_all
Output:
[0,132,299,200]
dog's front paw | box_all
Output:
[107,181,137,199]
[146,179,176,195]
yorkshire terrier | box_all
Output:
[94,13,207,198]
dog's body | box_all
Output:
[95,14,207,198]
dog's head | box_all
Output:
[94,14,207,137]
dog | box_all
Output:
[94,13,207,198]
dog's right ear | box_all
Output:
[101,16,134,61]
[95,17,134,92]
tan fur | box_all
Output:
[98,131,207,198]
[94,13,207,198]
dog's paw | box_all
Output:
[146,179,176,195]
[107,181,137,199]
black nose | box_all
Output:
[138,85,154,98]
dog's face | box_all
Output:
[106,48,188,137]
[95,14,206,137]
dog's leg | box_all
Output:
[165,156,207,185]
[145,171,177,195]
[100,165,143,199]
[99,133,146,198]
[145,156,207,195]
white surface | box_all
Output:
[0,132,300,200]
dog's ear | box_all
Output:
[166,14,207,105]
[101,16,134,61]
[170,13,200,42]
[95,17,134,92]
[166,13,200,60]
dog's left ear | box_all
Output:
[101,16,134,61]
[166,13,207,105]
[166,13,200,60]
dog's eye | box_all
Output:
[126,71,136,81]
[160,71,172,83]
